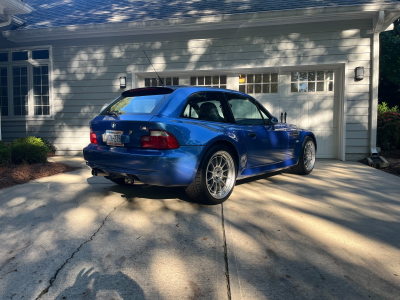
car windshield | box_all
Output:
[100,94,169,115]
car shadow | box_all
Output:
[235,171,282,186]
[86,176,200,204]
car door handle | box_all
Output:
[248,133,257,138]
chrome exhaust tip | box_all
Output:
[124,175,135,185]
[91,169,108,176]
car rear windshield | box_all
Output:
[100,94,170,116]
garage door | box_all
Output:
[245,70,337,159]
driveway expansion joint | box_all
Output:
[35,198,127,300]
[221,204,231,300]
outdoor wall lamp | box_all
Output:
[355,67,364,81]
[119,76,126,88]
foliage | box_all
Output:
[0,141,12,167]
[377,111,400,150]
[378,102,399,113]
[36,137,57,153]
[11,136,48,165]
[379,18,400,107]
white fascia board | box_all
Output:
[1,0,33,15]
[382,11,400,31]
[2,2,400,43]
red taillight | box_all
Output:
[90,128,98,144]
[140,130,180,149]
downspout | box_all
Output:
[0,15,12,27]
[370,11,385,158]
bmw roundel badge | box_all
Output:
[111,122,116,129]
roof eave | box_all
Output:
[0,0,33,15]
[2,2,400,43]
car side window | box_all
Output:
[182,92,228,123]
[225,93,265,125]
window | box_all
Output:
[33,66,50,115]
[12,51,28,61]
[190,75,227,89]
[0,48,52,118]
[225,93,266,125]
[13,66,28,116]
[144,77,179,87]
[182,92,228,123]
[291,70,333,92]
[0,53,7,62]
[0,67,7,116]
[101,94,169,115]
[32,50,49,60]
[239,73,278,94]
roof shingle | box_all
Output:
[15,0,400,30]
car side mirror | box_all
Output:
[270,117,278,125]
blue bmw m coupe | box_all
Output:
[83,86,316,204]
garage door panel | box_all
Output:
[309,109,334,128]
[313,130,336,158]
[309,98,335,110]
[258,99,280,118]
[279,71,336,158]
[281,100,309,129]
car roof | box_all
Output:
[123,85,246,95]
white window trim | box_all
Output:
[0,45,54,120]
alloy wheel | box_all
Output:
[304,140,315,172]
[206,151,235,199]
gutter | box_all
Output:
[2,2,400,42]
[0,15,12,27]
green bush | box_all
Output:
[0,141,11,167]
[36,137,57,154]
[378,102,399,113]
[377,111,400,150]
[11,136,48,164]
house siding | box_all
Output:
[1,19,372,159]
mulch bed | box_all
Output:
[0,162,81,189]
[359,149,400,177]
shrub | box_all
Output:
[36,137,57,154]
[11,136,48,164]
[377,111,400,150]
[378,102,399,113]
[0,141,11,167]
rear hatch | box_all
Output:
[91,87,174,148]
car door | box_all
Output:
[224,93,289,167]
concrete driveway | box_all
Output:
[0,158,399,300]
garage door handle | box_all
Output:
[248,133,257,138]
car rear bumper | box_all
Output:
[83,144,205,186]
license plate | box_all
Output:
[106,130,123,146]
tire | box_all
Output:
[105,177,128,185]
[290,136,316,175]
[185,145,237,205]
